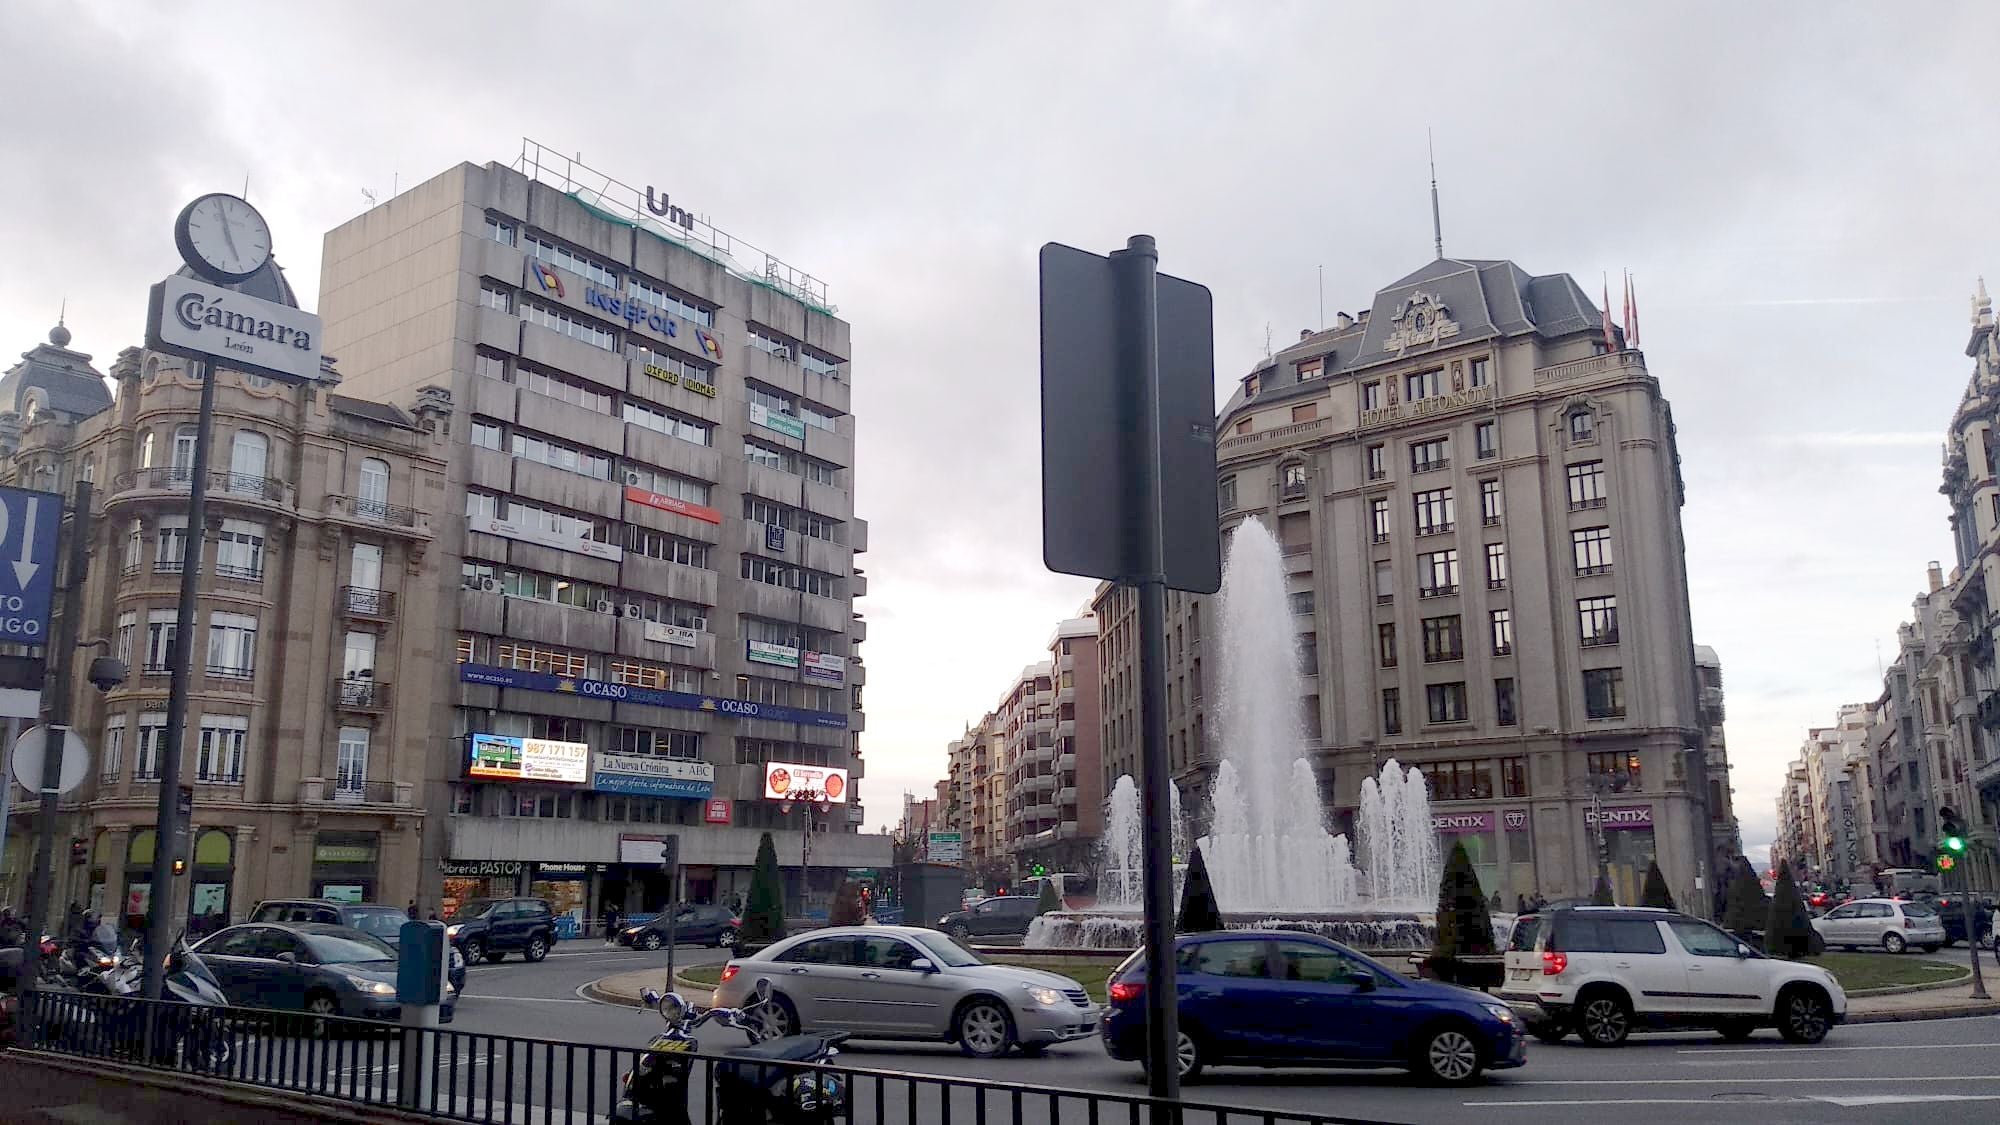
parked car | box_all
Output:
[1930,895,1995,948]
[194,922,456,1028]
[935,896,1042,941]
[1812,897,1946,953]
[615,905,740,951]
[1101,930,1525,1086]
[1499,906,1845,1046]
[445,898,557,964]
[710,924,1099,1058]
[250,899,465,992]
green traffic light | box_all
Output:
[1945,835,1967,854]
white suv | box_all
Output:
[1811,898,1946,953]
[1498,906,1846,1046]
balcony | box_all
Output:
[328,494,428,533]
[341,586,396,619]
[112,466,291,507]
[300,777,415,806]
[335,678,392,713]
[1419,584,1459,599]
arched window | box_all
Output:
[127,829,157,867]
[357,458,390,518]
[172,424,199,482]
[194,830,233,867]
[138,430,156,469]
[80,453,96,484]
[1568,408,1596,445]
[229,430,269,494]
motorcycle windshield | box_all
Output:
[171,950,226,993]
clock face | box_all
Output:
[175,194,273,283]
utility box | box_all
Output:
[896,863,968,929]
[397,920,447,1006]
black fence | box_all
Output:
[15,991,1399,1125]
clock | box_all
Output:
[174,193,273,284]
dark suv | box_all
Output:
[446,898,557,963]
[251,899,468,991]
[1932,895,1995,947]
[935,895,1042,941]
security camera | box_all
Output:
[86,656,128,693]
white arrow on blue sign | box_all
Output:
[0,486,63,644]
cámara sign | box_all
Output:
[147,274,323,383]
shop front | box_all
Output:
[123,830,156,932]
[311,831,382,903]
[529,862,595,937]
[1586,803,1658,905]
[441,860,524,919]
[187,829,235,937]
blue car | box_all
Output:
[1102,931,1526,1085]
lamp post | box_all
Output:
[779,787,832,914]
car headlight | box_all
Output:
[1023,984,1065,1007]
[346,976,396,996]
[446,924,463,937]
[623,927,643,937]
[1482,1002,1516,1024]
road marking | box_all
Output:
[1680,1042,2000,1055]
[461,995,597,1004]
[1502,1075,2000,1086]
[1466,1095,2000,1108]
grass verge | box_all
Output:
[1808,951,1968,992]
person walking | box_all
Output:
[406,899,419,920]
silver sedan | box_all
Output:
[710,925,1100,1058]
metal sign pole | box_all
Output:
[23,481,91,987]
[145,359,217,1000]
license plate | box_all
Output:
[1507,969,1531,982]
[647,1038,693,1053]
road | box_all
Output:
[432,942,2000,1124]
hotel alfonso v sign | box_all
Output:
[147,273,323,383]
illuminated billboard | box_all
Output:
[468,734,589,784]
[763,761,849,804]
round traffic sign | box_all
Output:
[11,725,89,794]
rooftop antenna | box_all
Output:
[57,297,65,327]
[1428,129,1444,260]
[1263,323,1273,359]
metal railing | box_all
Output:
[341,585,396,617]
[17,990,1395,1125]
[116,466,288,502]
[336,678,392,711]
[330,779,399,804]
[330,494,422,527]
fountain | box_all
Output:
[1026,519,1442,952]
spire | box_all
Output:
[49,299,70,349]
[1976,276,1993,329]
[1428,129,1444,260]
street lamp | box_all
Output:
[778,787,833,910]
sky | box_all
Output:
[1,2,1989,859]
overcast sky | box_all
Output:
[4,2,1990,858]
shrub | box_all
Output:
[1176,844,1225,933]
[1428,842,1497,984]
[740,832,787,947]
[1640,861,1676,911]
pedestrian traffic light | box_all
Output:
[1940,806,1967,857]
[1937,854,1957,873]
[68,838,86,864]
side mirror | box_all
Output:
[640,988,662,1010]
[275,952,297,965]
[1734,943,1753,959]
[910,958,935,973]
[1345,970,1377,992]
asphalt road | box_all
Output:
[429,941,2000,1125]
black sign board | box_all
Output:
[1039,242,1220,594]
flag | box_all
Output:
[1626,271,1641,348]
[1602,274,1617,352]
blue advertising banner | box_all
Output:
[593,772,713,799]
[458,662,848,730]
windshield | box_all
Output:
[1901,902,1939,918]
[911,932,982,968]
[304,931,398,964]
[448,900,494,921]
[1508,915,1543,952]
[344,908,407,941]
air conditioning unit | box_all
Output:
[625,471,642,486]
[479,578,501,594]
[623,604,642,619]
[596,599,618,614]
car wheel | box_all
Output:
[1530,1023,1569,1044]
[1716,1019,1757,1042]
[1883,932,1907,954]
[640,932,663,952]
[1577,990,1632,1047]
[755,992,800,1039]
[524,936,549,963]
[1415,1024,1484,1086]
[1777,985,1832,1044]
[1144,1030,1205,1082]
[954,999,1016,1059]
[461,940,484,965]
[948,924,971,943]
[305,992,340,1039]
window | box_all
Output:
[196,716,247,783]
[1290,403,1318,424]
[801,347,844,378]
[470,419,504,450]
[1475,421,1498,459]
[80,712,122,786]
[125,519,143,572]
[136,715,167,780]
[484,214,515,245]
[1485,542,1508,589]
[1417,549,1459,597]
[215,519,265,581]
[1297,634,1318,675]
[1366,444,1386,480]
[627,594,709,633]
[626,277,714,326]
[206,613,257,678]
[1243,373,1259,399]
[1584,668,1627,720]
[525,235,618,288]
[1426,681,1470,724]
[1405,368,1443,402]
[116,612,136,667]
[1411,437,1449,473]
[1469,357,1490,388]
[1421,615,1463,663]
[512,431,613,480]
[748,326,796,360]
[804,457,839,488]
[474,350,507,381]
[1361,382,1382,411]
[1668,919,1746,958]
[1370,498,1390,543]
[518,366,613,414]
[1418,759,1494,801]
[336,727,370,799]
[1569,409,1596,444]
[522,300,617,350]
[610,661,701,692]
[1381,688,1402,735]
[1281,462,1309,496]
[80,454,96,484]
[1496,679,1519,728]
[628,465,713,507]
[1479,479,1502,526]
[1288,590,1314,617]
[1413,488,1454,536]
[625,526,711,568]
[1181,939,1272,979]
[228,430,269,492]
[1219,476,1237,512]
[155,515,188,574]
[1298,357,1325,382]
[172,425,198,476]
[1490,608,1514,656]
[479,284,512,312]
[144,611,178,673]
[357,458,391,519]
[614,728,703,760]
[1374,560,1394,604]
[1587,749,1641,790]
[1579,596,1620,646]
[1567,461,1606,510]
[1572,527,1614,575]
[492,642,591,678]
[1378,623,1398,668]
[624,400,712,445]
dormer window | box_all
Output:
[1298,358,1325,381]
[1244,373,1260,399]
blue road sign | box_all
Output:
[0,486,63,644]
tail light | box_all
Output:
[1108,980,1143,1004]
[719,964,740,983]
[1541,951,1568,976]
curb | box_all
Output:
[1848,970,1975,998]
[1847,1000,2000,1024]
[582,971,714,1007]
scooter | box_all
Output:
[78,937,232,1071]
[610,980,847,1125]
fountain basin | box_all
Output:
[1025,909,1436,954]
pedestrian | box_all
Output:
[406,899,419,920]
[602,903,620,939]
[1515,894,1528,915]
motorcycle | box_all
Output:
[610,979,847,1125]
[69,936,232,1071]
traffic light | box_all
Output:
[1030,862,1048,878]
[171,858,187,876]
[1937,854,1957,873]
[68,838,87,864]
[1940,806,1968,857]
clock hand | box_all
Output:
[216,202,242,260]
